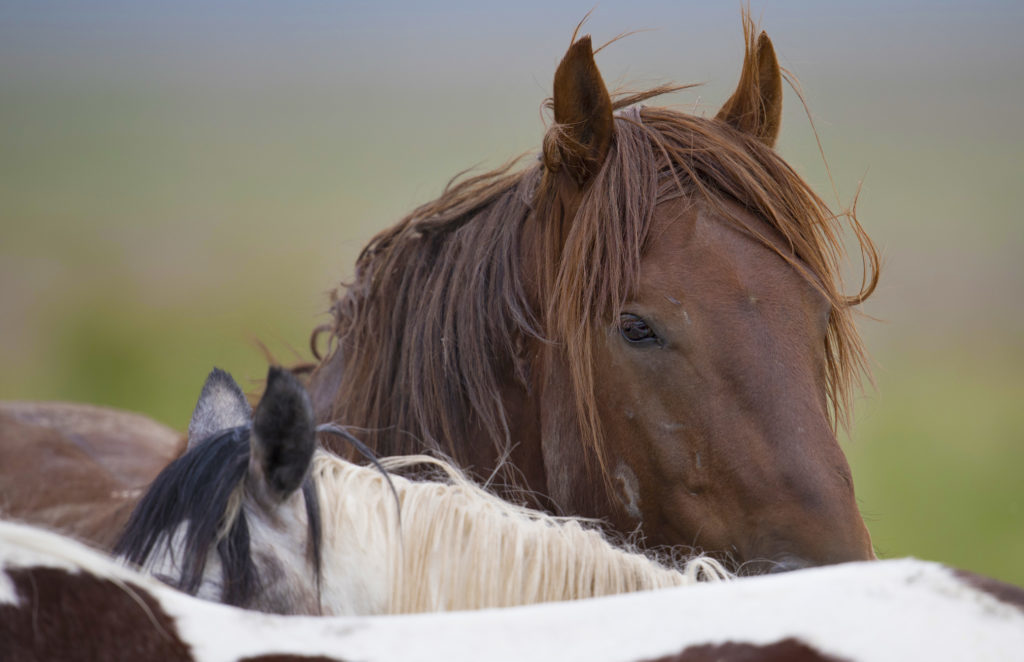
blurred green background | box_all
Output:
[2,2,1021,584]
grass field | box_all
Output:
[2,3,1021,585]
[848,347,1024,585]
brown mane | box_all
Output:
[310,23,879,483]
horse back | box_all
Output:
[0,401,185,549]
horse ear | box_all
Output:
[187,368,252,449]
[551,35,614,187]
[250,366,316,502]
[716,29,783,147]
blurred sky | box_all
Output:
[1,2,1022,581]
[3,1,1022,344]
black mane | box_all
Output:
[114,426,322,607]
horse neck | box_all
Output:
[390,505,693,613]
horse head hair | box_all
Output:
[114,366,322,612]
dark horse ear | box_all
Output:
[187,368,252,449]
[250,366,316,502]
[551,35,614,187]
[716,28,783,147]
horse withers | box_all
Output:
[306,14,879,572]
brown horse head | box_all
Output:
[308,15,879,572]
[583,195,874,571]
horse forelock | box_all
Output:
[314,70,877,485]
[544,101,878,481]
[114,428,251,594]
[116,428,325,611]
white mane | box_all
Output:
[311,452,730,614]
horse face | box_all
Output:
[535,22,875,571]
[593,197,873,570]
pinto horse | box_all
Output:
[305,16,880,572]
[115,367,729,616]
[4,522,1024,662]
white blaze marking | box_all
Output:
[614,463,643,522]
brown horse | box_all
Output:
[306,17,880,572]
[0,401,184,549]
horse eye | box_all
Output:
[619,313,658,344]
